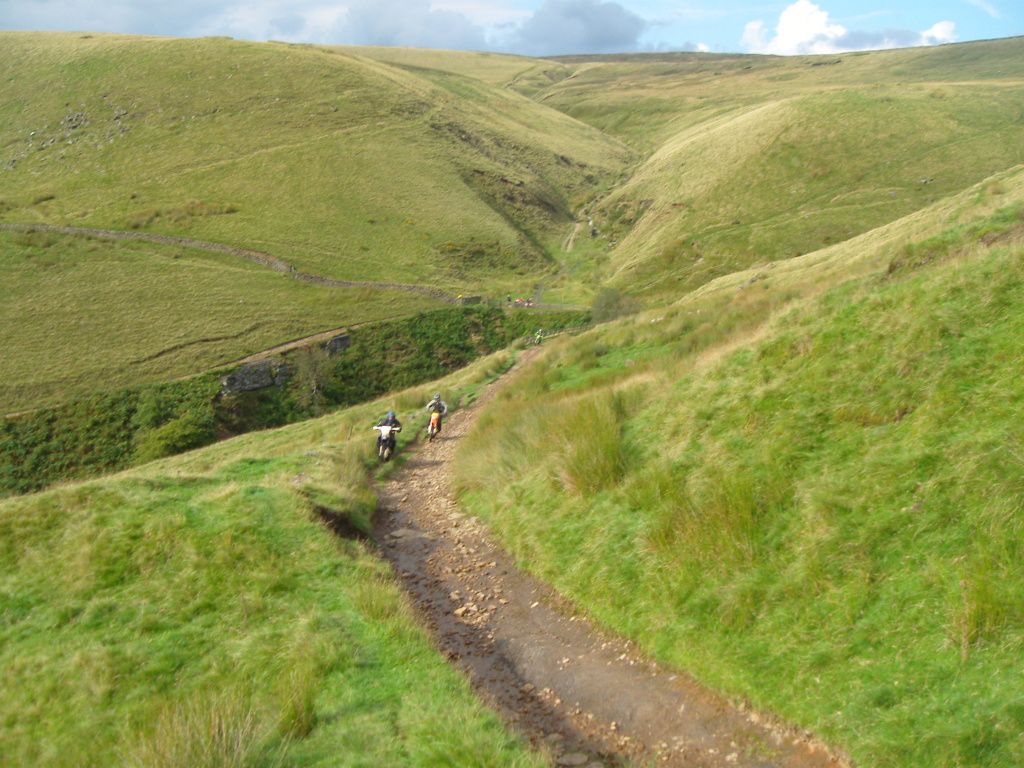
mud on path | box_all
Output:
[374,351,847,768]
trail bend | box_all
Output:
[373,349,847,768]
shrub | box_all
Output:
[134,410,217,463]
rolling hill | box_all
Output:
[0,32,631,413]
[3,29,1024,768]
[456,167,1024,768]
[519,38,1024,300]
[0,33,631,288]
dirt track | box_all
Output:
[0,222,457,302]
[374,350,847,768]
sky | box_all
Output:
[0,0,1020,56]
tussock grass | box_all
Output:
[122,694,272,768]
[456,200,1024,768]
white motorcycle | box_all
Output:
[373,424,401,462]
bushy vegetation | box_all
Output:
[0,352,545,767]
[1,306,587,496]
[456,203,1024,768]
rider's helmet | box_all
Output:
[432,393,440,401]
[386,410,395,419]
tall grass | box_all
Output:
[456,205,1024,768]
[122,694,272,768]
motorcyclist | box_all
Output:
[534,328,544,345]
[375,410,402,451]
[425,393,448,434]
[377,410,402,429]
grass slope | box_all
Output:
[0,33,629,292]
[0,229,440,413]
[525,38,1024,300]
[0,350,545,767]
[347,45,547,87]
[455,174,1024,767]
[0,31,628,410]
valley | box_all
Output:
[2,30,1023,768]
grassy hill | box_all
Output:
[0,351,545,767]
[0,33,630,291]
[0,31,630,412]
[5,29,1024,768]
[0,228,442,413]
[455,169,1024,768]
[6,34,1023,408]
[513,38,1024,300]
[349,45,547,87]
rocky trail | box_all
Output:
[372,350,847,768]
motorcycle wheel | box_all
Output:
[382,445,392,462]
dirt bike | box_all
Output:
[427,410,442,441]
[373,424,401,462]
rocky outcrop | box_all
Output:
[220,358,292,394]
[324,333,351,354]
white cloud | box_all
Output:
[432,0,531,27]
[742,0,956,55]
[696,42,709,52]
[741,0,843,55]
[965,0,1001,20]
[1,0,656,54]
[338,0,488,49]
[920,21,957,45]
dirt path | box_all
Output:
[374,351,847,768]
[0,222,457,302]
[3,221,585,311]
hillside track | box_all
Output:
[0,222,457,302]
[373,351,847,768]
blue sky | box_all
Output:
[0,0,1020,55]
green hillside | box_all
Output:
[0,31,631,413]
[0,228,442,413]
[0,31,631,293]
[349,45,547,87]
[0,352,543,767]
[4,29,1024,768]
[516,38,1024,300]
[455,171,1024,768]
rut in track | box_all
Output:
[373,350,848,768]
